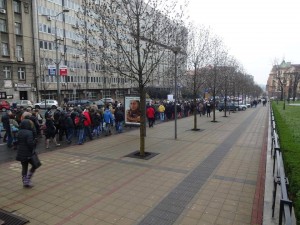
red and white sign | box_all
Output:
[59,65,68,76]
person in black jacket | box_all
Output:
[45,113,61,149]
[16,119,38,188]
[65,111,74,144]
[1,110,13,148]
[114,107,124,133]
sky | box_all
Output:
[183,0,300,85]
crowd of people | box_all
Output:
[0,100,219,149]
[0,98,261,188]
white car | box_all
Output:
[12,100,34,109]
[34,100,58,109]
[100,98,114,104]
[238,104,247,111]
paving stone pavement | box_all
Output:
[0,105,269,225]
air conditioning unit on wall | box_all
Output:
[0,9,6,14]
[72,24,79,29]
[17,57,23,62]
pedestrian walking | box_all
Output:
[16,119,38,188]
[146,105,155,127]
[206,101,211,117]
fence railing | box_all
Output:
[270,107,294,225]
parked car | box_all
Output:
[218,102,238,112]
[0,100,11,111]
[12,100,34,109]
[67,99,94,108]
[237,104,247,111]
[100,98,114,104]
[34,99,58,109]
[94,100,105,109]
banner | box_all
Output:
[124,96,141,125]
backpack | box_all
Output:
[74,115,80,126]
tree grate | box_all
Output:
[0,209,29,225]
[124,150,159,160]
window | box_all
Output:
[0,0,5,9]
[16,45,22,58]
[13,1,21,13]
[1,42,9,56]
[0,19,6,32]
[18,67,25,80]
[15,22,21,35]
[3,66,11,79]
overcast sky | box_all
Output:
[184,0,300,85]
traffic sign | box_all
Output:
[48,65,56,76]
[59,65,68,76]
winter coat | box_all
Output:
[114,110,124,122]
[16,119,36,162]
[103,109,114,124]
[91,112,101,127]
[65,114,75,128]
[45,118,56,136]
[1,112,10,132]
[146,107,155,119]
[83,111,92,126]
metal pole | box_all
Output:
[55,18,61,106]
[174,51,178,139]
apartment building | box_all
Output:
[267,60,300,100]
[0,0,36,102]
[34,0,189,104]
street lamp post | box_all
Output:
[171,47,181,140]
[54,9,69,106]
[44,9,69,106]
[129,33,185,139]
[224,74,228,117]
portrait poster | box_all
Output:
[125,96,141,125]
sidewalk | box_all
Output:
[0,106,269,225]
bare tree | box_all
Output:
[205,36,229,122]
[185,24,211,130]
[80,0,187,156]
[219,56,239,117]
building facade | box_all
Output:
[0,0,36,102]
[267,60,300,100]
[33,0,184,105]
